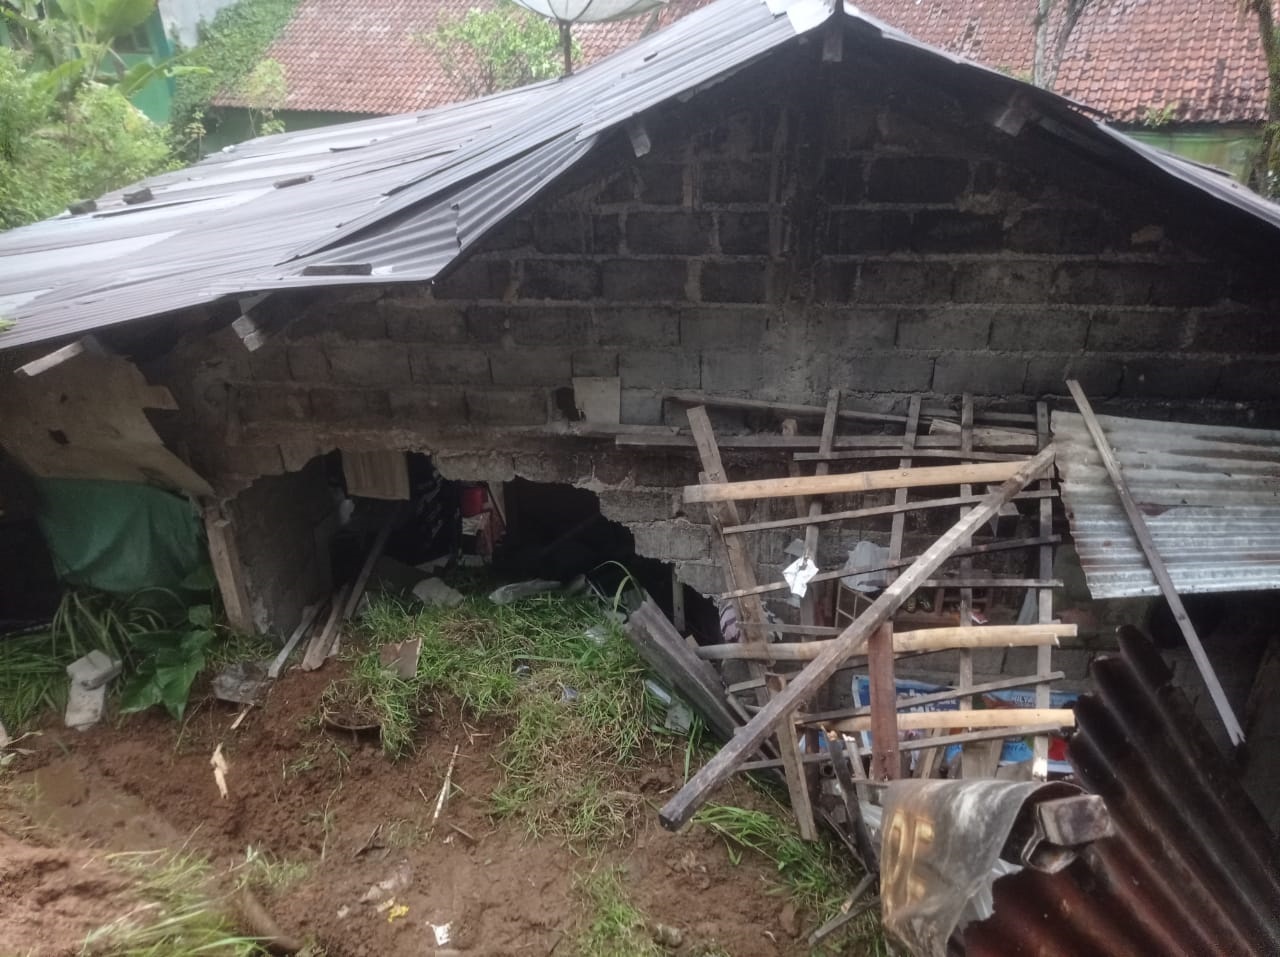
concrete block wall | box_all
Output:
[149,39,1280,626]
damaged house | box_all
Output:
[3,0,1280,949]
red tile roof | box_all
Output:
[856,0,1268,124]
[215,0,713,115]
[218,0,1267,124]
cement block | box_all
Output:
[533,212,621,254]
[622,349,700,390]
[818,157,866,203]
[571,350,619,377]
[989,311,1090,352]
[465,389,548,426]
[865,156,970,203]
[855,261,952,304]
[699,158,773,204]
[520,260,602,300]
[1121,359,1223,398]
[66,651,122,690]
[912,211,1003,254]
[490,348,571,386]
[680,307,770,347]
[700,261,769,303]
[602,259,688,301]
[718,211,772,255]
[896,307,991,350]
[432,260,511,300]
[620,388,664,425]
[1087,309,1190,352]
[327,341,411,386]
[409,347,492,385]
[932,353,1027,395]
[953,261,1055,304]
[824,210,911,254]
[635,162,685,205]
[627,211,714,254]
[596,306,679,346]
[64,683,107,731]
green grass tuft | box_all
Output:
[359,593,667,843]
[572,866,663,957]
[0,632,69,729]
[80,849,258,956]
[696,803,886,954]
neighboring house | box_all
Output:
[855,0,1269,180]
[203,0,712,146]
[0,0,237,122]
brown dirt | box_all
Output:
[1,664,819,957]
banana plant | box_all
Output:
[2,0,205,97]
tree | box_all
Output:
[1245,0,1280,197]
[1032,0,1094,89]
[0,46,172,228]
[423,1,572,98]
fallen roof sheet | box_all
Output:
[1052,410,1280,599]
[960,627,1280,956]
[3,0,1280,353]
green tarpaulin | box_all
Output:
[35,478,204,594]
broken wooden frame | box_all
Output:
[659,444,1057,831]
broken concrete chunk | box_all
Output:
[212,659,273,705]
[64,683,107,731]
[412,576,464,607]
[65,650,122,690]
[379,637,422,680]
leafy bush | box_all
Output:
[423,1,572,98]
[0,47,173,228]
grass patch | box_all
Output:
[237,845,309,895]
[0,631,68,729]
[80,849,258,956]
[321,650,421,759]
[571,866,662,957]
[697,803,886,954]
[359,593,666,843]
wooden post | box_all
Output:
[958,394,978,776]
[658,446,1055,830]
[203,506,255,635]
[1065,381,1245,745]
[1033,401,1055,778]
[867,622,900,779]
[687,407,818,839]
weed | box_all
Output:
[321,651,421,759]
[360,594,667,843]
[571,866,662,957]
[237,845,309,894]
[0,631,68,729]
[80,849,257,956]
[697,803,885,954]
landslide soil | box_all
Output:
[1,664,817,957]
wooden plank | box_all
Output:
[721,488,1058,536]
[799,390,840,637]
[1034,401,1054,779]
[301,584,351,671]
[827,708,1077,734]
[686,407,818,839]
[867,622,899,779]
[1065,380,1245,746]
[203,508,255,635]
[695,625,1069,661]
[626,600,739,741]
[340,508,401,623]
[716,541,1061,601]
[825,731,878,871]
[684,460,1028,504]
[871,395,920,782]
[342,450,410,500]
[958,394,976,776]
[657,445,1055,831]
[795,448,1024,463]
[780,418,810,525]
[898,722,1067,753]
[267,602,322,679]
[797,671,1066,723]
[617,432,1035,451]
[665,390,904,424]
[671,567,686,633]
[16,335,106,377]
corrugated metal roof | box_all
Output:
[960,627,1280,956]
[1052,410,1280,599]
[3,0,1280,353]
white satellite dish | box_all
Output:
[509,0,668,74]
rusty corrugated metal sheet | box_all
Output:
[961,626,1280,956]
[1053,410,1280,599]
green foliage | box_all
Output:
[321,649,422,759]
[168,0,299,156]
[0,631,69,729]
[239,57,287,136]
[572,867,663,957]
[1139,103,1178,128]
[696,803,886,954]
[423,1,572,98]
[360,593,666,842]
[82,849,258,956]
[0,46,173,228]
[117,604,216,721]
